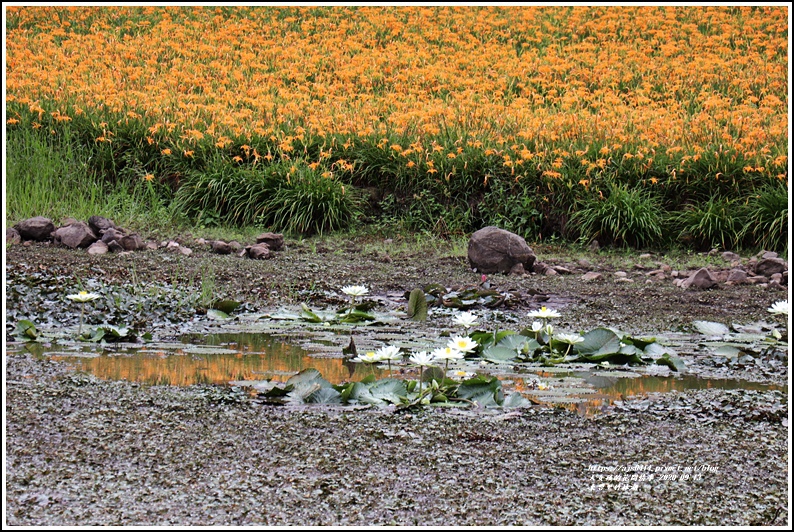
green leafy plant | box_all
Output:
[741,182,788,252]
[261,162,362,235]
[570,181,665,249]
[671,195,745,251]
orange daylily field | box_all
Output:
[5,5,789,245]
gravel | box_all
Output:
[5,350,789,526]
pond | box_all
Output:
[24,331,785,416]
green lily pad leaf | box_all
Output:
[497,334,530,352]
[457,375,501,401]
[623,336,657,350]
[501,393,532,408]
[300,303,322,323]
[359,378,408,405]
[423,283,448,297]
[422,366,444,383]
[577,328,621,356]
[655,354,687,372]
[14,319,39,341]
[211,299,241,314]
[482,346,519,363]
[712,345,741,358]
[466,391,502,408]
[643,342,677,358]
[618,344,641,356]
[338,310,377,323]
[306,387,343,404]
[207,308,230,320]
[693,320,730,336]
[286,368,332,388]
[407,288,428,321]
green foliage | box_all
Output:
[671,195,745,251]
[741,182,788,252]
[173,154,281,227]
[406,288,428,321]
[570,181,665,249]
[261,162,363,235]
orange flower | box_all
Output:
[143,173,155,181]
[161,148,171,155]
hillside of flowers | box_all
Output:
[5,5,789,249]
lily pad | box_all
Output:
[692,320,730,336]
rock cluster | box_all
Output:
[199,232,285,260]
[466,227,787,291]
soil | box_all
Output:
[4,235,791,526]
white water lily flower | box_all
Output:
[555,333,585,344]
[448,370,475,380]
[448,335,478,353]
[529,321,544,333]
[409,351,436,367]
[537,381,551,391]
[341,285,369,297]
[431,346,464,361]
[352,351,382,364]
[453,311,479,329]
[767,300,789,316]
[544,324,554,336]
[66,290,101,303]
[528,306,561,319]
[375,345,402,361]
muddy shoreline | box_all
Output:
[4,238,790,525]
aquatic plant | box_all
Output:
[66,290,100,336]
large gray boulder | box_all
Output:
[468,226,536,274]
[14,216,55,241]
[53,221,98,249]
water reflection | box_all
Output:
[516,371,785,417]
[38,332,785,417]
[46,333,385,386]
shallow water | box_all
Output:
[28,331,785,416]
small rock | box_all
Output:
[509,263,526,276]
[638,253,652,259]
[614,277,635,283]
[87,240,109,255]
[87,215,116,235]
[211,240,232,254]
[229,241,243,252]
[581,272,603,281]
[166,241,181,250]
[178,246,192,256]
[614,271,627,278]
[120,234,145,251]
[770,273,783,283]
[256,232,284,251]
[755,258,787,277]
[656,263,672,273]
[671,270,680,278]
[107,240,124,253]
[101,227,126,244]
[53,221,98,249]
[577,259,592,269]
[727,269,748,284]
[145,241,158,251]
[721,251,741,262]
[245,243,271,260]
[6,227,21,245]
[553,266,571,275]
[680,268,717,290]
[380,253,392,264]
[195,237,207,246]
[746,275,768,285]
[14,216,55,241]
